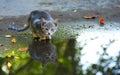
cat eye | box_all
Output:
[46,28,48,30]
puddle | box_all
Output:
[0,20,120,75]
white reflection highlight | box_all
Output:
[76,31,120,74]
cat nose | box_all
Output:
[48,33,50,35]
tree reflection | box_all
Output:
[55,38,80,75]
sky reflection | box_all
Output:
[76,30,120,74]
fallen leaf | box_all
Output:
[7,62,12,69]
[11,38,16,43]
[0,44,3,47]
[19,47,28,52]
[5,35,12,38]
[83,15,98,19]
[99,17,105,25]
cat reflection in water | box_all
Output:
[28,39,58,66]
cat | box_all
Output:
[8,10,58,40]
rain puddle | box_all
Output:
[0,21,120,75]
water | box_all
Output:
[76,31,120,74]
[0,21,120,75]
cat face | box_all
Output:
[41,18,58,35]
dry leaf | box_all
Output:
[7,62,12,69]
[19,47,28,52]
[99,17,105,25]
[0,44,3,47]
[11,38,16,43]
[83,15,98,19]
[5,35,12,38]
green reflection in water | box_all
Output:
[0,37,120,75]
[0,30,120,75]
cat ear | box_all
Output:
[41,18,46,25]
[54,19,59,26]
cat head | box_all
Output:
[41,18,58,35]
